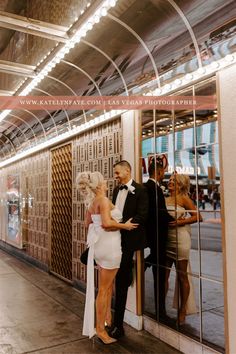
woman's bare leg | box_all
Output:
[105,284,113,326]
[165,257,174,297]
[96,267,118,343]
[177,260,190,323]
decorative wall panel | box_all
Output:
[26,152,49,264]
[0,151,50,263]
[72,118,122,284]
[0,173,8,242]
[51,144,72,281]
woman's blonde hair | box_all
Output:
[175,173,190,195]
[76,171,104,207]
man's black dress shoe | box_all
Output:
[109,326,125,339]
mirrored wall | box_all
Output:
[141,77,224,352]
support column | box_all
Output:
[121,110,143,330]
[217,62,236,354]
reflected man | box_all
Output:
[144,157,173,318]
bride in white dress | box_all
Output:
[165,173,202,324]
[77,172,138,344]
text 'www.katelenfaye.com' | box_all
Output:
[0,96,216,110]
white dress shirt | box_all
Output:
[115,179,133,214]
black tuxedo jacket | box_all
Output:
[112,180,149,252]
[144,179,173,262]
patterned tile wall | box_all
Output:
[26,152,49,264]
[72,119,122,283]
[0,151,49,263]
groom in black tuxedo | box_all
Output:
[109,160,149,339]
[144,158,174,318]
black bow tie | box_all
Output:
[119,185,128,190]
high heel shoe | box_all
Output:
[97,331,117,345]
[105,321,112,331]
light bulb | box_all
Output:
[54,57,61,63]
[197,67,206,75]
[109,0,116,7]
[174,79,182,86]
[185,73,193,81]
[80,29,87,37]
[63,47,70,54]
[211,61,220,69]
[164,83,172,91]
[155,88,162,95]
[101,7,108,16]
[94,15,101,23]
[225,54,234,62]
[86,22,93,30]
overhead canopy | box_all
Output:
[0,0,235,160]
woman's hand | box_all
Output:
[169,216,186,227]
[176,217,186,226]
[124,218,139,231]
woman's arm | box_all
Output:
[85,210,93,228]
[100,196,138,231]
[177,195,203,226]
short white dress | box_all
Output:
[166,204,197,315]
[93,208,122,268]
[166,204,191,260]
[82,207,122,338]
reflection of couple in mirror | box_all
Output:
[145,157,202,325]
[165,173,202,324]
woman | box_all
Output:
[77,171,138,344]
[165,173,202,324]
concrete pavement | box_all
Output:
[0,249,182,354]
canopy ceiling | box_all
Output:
[0,0,235,160]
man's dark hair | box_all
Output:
[113,160,131,171]
[148,161,163,177]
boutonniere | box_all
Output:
[128,185,135,194]
[161,185,165,192]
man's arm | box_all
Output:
[157,189,175,223]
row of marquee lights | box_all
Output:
[1,48,235,169]
[0,65,235,169]
[0,1,235,167]
[0,0,118,122]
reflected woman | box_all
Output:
[77,172,138,344]
[165,173,202,324]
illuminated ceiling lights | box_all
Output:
[0,51,235,168]
[0,0,118,123]
[0,0,235,166]
[0,109,123,168]
[151,53,236,96]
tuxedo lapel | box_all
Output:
[112,186,119,204]
[122,181,136,218]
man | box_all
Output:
[109,160,149,339]
[144,157,174,318]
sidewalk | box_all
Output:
[198,203,221,224]
[0,249,181,354]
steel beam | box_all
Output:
[0,59,36,77]
[0,11,69,42]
